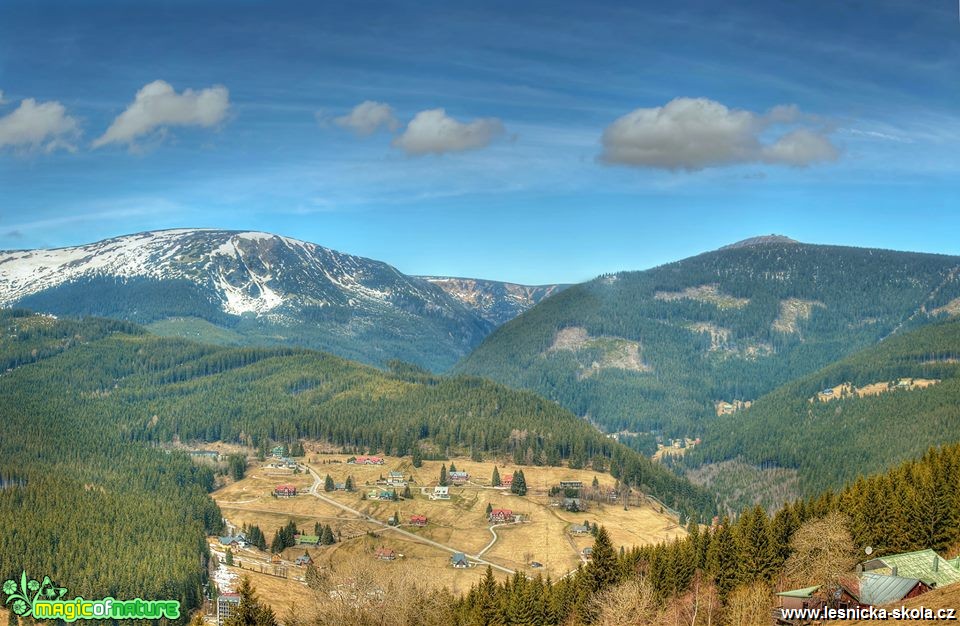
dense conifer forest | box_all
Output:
[0,309,713,621]
[688,317,960,496]
[458,242,960,436]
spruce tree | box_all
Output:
[224,576,278,626]
[225,548,234,566]
[706,519,738,599]
[585,526,617,592]
[345,476,354,492]
[736,505,776,584]
[412,446,423,468]
[320,525,334,545]
[511,469,527,496]
[323,474,334,492]
[491,466,501,487]
[439,464,448,487]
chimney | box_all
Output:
[892,566,898,577]
[934,555,939,572]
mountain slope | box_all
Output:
[419,276,568,325]
[0,229,493,371]
[687,316,960,498]
[0,309,715,518]
[456,239,960,436]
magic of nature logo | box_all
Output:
[2,571,180,622]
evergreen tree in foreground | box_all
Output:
[224,577,278,626]
[491,466,501,487]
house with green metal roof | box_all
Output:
[852,573,929,606]
[863,549,960,588]
[297,535,320,546]
[775,586,820,611]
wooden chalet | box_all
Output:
[839,573,930,608]
[375,547,397,561]
[274,484,298,497]
[350,456,385,465]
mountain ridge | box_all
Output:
[0,228,494,371]
[418,275,568,325]
[456,240,960,437]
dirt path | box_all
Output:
[476,522,520,557]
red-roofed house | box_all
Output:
[490,509,514,523]
[375,547,397,561]
[274,485,297,497]
[500,474,513,487]
[410,515,428,527]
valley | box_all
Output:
[3,235,960,625]
[200,449,685,616]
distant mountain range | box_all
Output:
[418,276,567,325]
[0,229,562,371]
[457,237,960,436]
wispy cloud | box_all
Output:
[333,100,399,136]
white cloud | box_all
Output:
[0,98,79,153]
[762,129,839,166]
[599,97,838,171]
[392,108,505,156]
[0,90,7,105]
[93,80,229,148]
[334,100,399,136]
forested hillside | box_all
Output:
[457,241,960,436]
[0,310,222,618]
[687,317,960,497]
[0,310,714,610]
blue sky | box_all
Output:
[0,0,958,283]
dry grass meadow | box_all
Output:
[209,449,686,614]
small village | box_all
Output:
[202,444,684,623]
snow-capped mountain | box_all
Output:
[0,229,494,371]
[419,276,567,326]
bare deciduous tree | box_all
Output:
[724,582,773,626]
[783,510,857,595]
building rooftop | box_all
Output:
[858,573,923,605]
[776,586,820,598]
[865,549,960,588]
